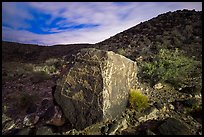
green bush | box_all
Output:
[140,48,202,91]
[2,62,34,80]
[18,92,38,110]
[117,48,126,55]
[33,65,57,75]
[129,89,149,111]
[30,71,50,83]
[33,58,63,75]
[45,58,59,65]
[45,58,63,69]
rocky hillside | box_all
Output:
[96,9,202,61]
[96,9,202,94]
[2,9,202,135]
[2,41,93,63]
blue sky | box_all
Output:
[2,2,202,46]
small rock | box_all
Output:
[138,106,158,122]
[2,105,7,113]
[180,95,186,99]
[146,129,156,135]
[117,118,128,134]
[120,127,136,135]
[194,94,201,98]
[197,128,202,135]
[161,105,167,112]
[144,106,156,115]
[46,106,65,126]
[153,102,164,110]
[36,126,55,135]
[153,83,163,90]
[188,94,193,98]
[164,114,169,117]
[101,125,109,135]
[108,122,120,135]
[2,120,15,134]
[26,103,38,114]
[82,122,104,135]
[169,104,175,110]
[36,98,52,117]
[108,118,127,135]
[16,128,31,135]
[63,129,80,135]
[2,114,12,125]
[183,98,200,108]
[23,113,39,127]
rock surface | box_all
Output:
[35,126,55,135]
[158,118,192,135]
[23,113,39,127]
[16,128,31,135]
[153,83,163,90]
[54,48,138,130]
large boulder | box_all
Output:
[54,48,138,130]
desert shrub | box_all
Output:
[30,71,50,83]
[18,92,38,110]
[129,89,149,111]
[117,48,126,55]
[45,58,59,65]
[33,65,56,74]
[33,58,64,75]
[15,68,27,77]
[45,58,63,69]
[140,48,202,91]
[2,62,34,80]
[189,105,202,123]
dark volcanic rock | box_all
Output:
[158,118,192,135]
[23,113,39,127]
[54,48,138,130]
[45,106,65,126]
[96,10,202,62]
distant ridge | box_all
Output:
[2,9,202,62]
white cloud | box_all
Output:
[2,2,33,29]
[2,2,202,46]
[174,2,202,11]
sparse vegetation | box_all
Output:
[33,65,58,75]
[45,58,59,65]
[117,48,126,55]
[45,58,63,69]
[30,71,51,83]
[2,62,34,82]
[129,89,149,111]
[18,92,38,110]
[139,48,202,93]
[32,58,65,75]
